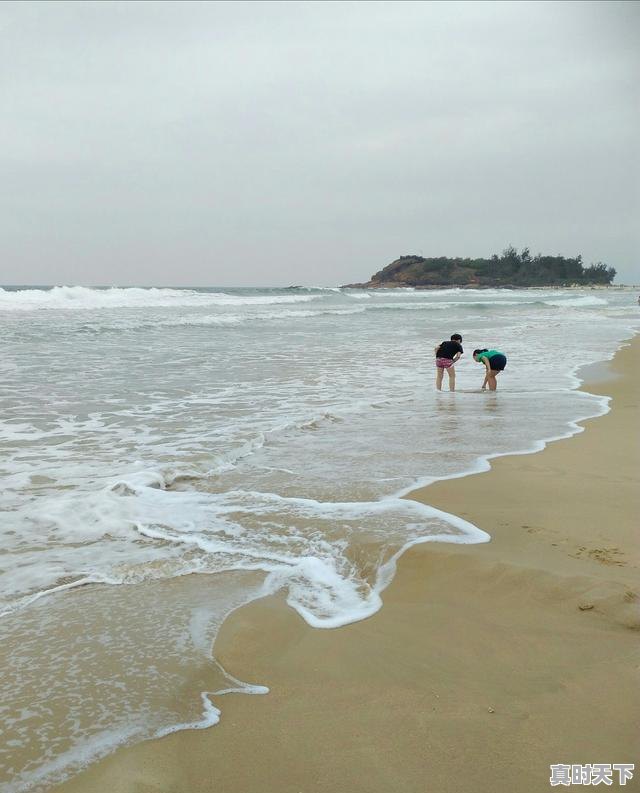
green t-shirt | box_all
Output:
[477,349,502,362]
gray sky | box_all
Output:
[1,0,638,286]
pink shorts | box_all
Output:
[436,357,455,369]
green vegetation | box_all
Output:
[364,247,616,288]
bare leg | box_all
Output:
[488,370,499,391]
[447,367,456,391]
[436,368,444,391]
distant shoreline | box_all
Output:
[0,283,637,291]
[341,282,631,290]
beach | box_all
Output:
[51,336,639,793]
[3,2,637,788]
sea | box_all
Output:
[1,284,638,791]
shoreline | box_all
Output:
[389,339,620,504]
[53,337,639,793]
[340,283,629,290]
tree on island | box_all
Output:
[351,247,616,288]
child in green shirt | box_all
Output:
[473,349,507,391]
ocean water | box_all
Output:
[1,284,638,791]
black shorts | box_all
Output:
[488,354,507,371]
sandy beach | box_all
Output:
[53,337,639,793]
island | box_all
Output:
[343,247,616,289]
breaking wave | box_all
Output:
[0,286,322,311]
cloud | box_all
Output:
[0,0,638,285]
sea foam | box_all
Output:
[0,285,637,791]
[0,285,322,310]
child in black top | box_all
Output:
[434,334,463,391]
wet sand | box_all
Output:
[54,338,639,793]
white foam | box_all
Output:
[3,724,142,793]
[543,295,608,307]
[1,285,638,791]
[0,286,322,311]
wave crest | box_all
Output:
[0,286,322,311]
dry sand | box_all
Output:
[54,338,639,793]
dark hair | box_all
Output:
[450,333,462,342]
[473,348,488,357]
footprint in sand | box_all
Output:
[572,545,626,566]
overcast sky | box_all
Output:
[0,0,638,286]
